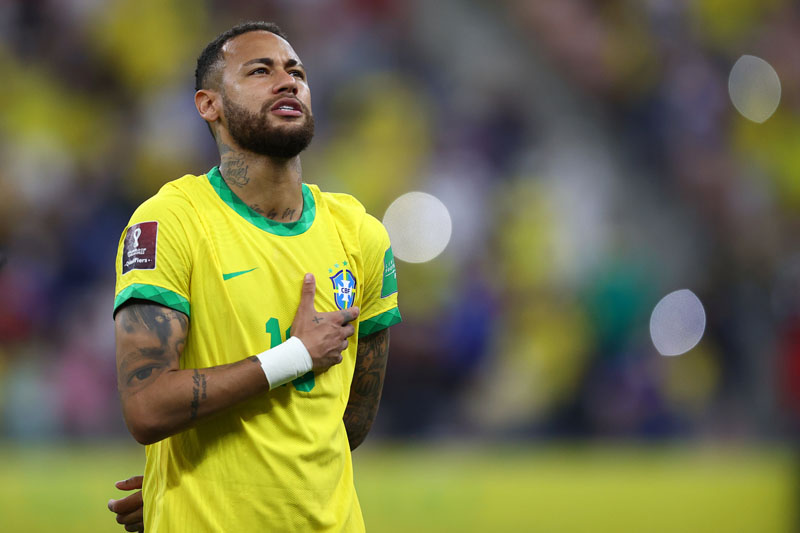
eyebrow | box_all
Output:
[242,57,304,70]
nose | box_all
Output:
[273,70,298,95]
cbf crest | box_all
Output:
[330,268,357,310]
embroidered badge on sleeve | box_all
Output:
[122,221,158,274]
[381,247,397,298]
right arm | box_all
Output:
[115,274,358,445]
[115,301,268,445]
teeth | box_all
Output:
[278,105,295,111]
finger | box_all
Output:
[124,523,144,533]
[115,475,144,491]
[342,324,355,339]
[318,354,343,373]
[109,490,143,513]
[338,306,359,325]
[116,507,144,525]
[298,273,317,313]
[340,339,349,351]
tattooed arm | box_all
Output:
[343,328,390,450]
[116,276,358,445]
[114,300,268,445]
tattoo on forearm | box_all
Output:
[190,369,207,420]
[343,329,389,449]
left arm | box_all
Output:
[344,328,390,450]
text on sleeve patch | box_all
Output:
[122,221,158,274]
[381,246,397,298]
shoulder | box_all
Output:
[132,173,207,221]
[311,185,368,219]
[359,212,390,246]
[309,185,389,243]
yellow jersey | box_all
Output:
[113,167,400,532]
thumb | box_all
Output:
[115,475,144,490]
[298,273,317,313]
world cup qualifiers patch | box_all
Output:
[122,221,158,274]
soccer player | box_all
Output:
[110,21,400,532]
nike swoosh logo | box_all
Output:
[223,268,258,281]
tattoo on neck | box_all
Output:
[218,142,233,156]
[252,205,296,222]
[221,150,250,187]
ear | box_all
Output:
[195,89,221,124]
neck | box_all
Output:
[217,140,304,223]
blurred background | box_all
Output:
[0,0,798,531]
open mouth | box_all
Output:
[270,98,303,117]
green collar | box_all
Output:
[207,166,316,236]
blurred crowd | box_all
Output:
[0,0,798,443]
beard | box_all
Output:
[222,93,315,159]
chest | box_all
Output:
[191,214,363,335]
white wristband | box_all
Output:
[256,336,313,390]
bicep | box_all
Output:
[343,328,390,449]
[114,301,188,397]
[351,328,390,398]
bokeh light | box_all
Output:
[649,289,706,356]
[382,191,452,263]
[728,55,781,123]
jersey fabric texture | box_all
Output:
[113,166,400,532]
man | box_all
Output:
[109,21,400,532]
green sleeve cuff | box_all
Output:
[358,307,401,338]
[113,284,191,318]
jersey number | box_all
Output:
[265,317,315,392]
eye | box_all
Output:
[133,367,154,381]
[249,67,268,75]
[290,70,305,79]
[127,366,157,386]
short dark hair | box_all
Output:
[195,21,289,92]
